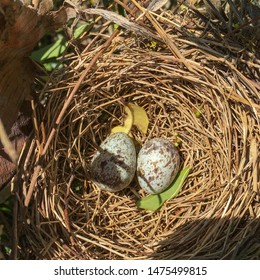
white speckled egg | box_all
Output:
[137,138,180,194]
[91,132,136,192]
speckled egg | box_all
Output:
[137,138,180,194]
[91,132,136,192]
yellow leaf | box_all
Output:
[111,125,131,134]
[128,103,149,134]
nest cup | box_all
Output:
[19,6,259,259]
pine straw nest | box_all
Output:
[18,5,259,259]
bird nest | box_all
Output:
[17,3,259,259]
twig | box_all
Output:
[0,119,18,164]
[131,0,196,73]
[113,0,136,16]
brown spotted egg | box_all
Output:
[137,138,180,194]
[91,132,136,192]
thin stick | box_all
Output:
[131,0,195,73]
[0,119,18,164]
[64,175,75,244]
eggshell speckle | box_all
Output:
[91,132,136,192]
[137,138,180,194]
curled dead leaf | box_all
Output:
[111,103,149,135]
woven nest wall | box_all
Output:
[18,4,259,259]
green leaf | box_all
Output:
[136,166,191,211]
[73,23,90,39]
[31,38,67,63]
[0,206,11,213]
[113,23,119,30]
